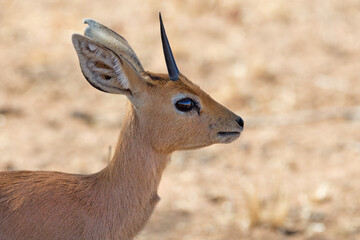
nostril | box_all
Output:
[236,116,244,129]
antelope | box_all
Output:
[0,13,244,240]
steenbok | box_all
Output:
[0,13,244,240]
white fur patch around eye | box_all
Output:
[171,93,200,106]
[171,93,202,115]
[171,93,188,104]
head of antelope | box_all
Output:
[72,13,244,153]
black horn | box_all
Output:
[159,13,179,81]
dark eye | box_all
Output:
[175,98,196,112]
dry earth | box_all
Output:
[1,0,360,239]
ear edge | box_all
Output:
[72,34,132,94]
[72,34,149,96]
[72,33,145,78]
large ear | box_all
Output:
[72,34,145,95]
[83,19,144,73]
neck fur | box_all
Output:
[90,102,170,239]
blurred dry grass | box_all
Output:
[1,0,360,239]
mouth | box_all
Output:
[217,131,241,137]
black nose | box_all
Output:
[236,116,244,129]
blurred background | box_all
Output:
[1,0,360,239]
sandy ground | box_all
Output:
[1,0,360,239]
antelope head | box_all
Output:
[72,13,244,154]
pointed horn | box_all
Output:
[159,12,179,81]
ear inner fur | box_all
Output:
[72,34,147,95]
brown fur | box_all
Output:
[0,19,243,239]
